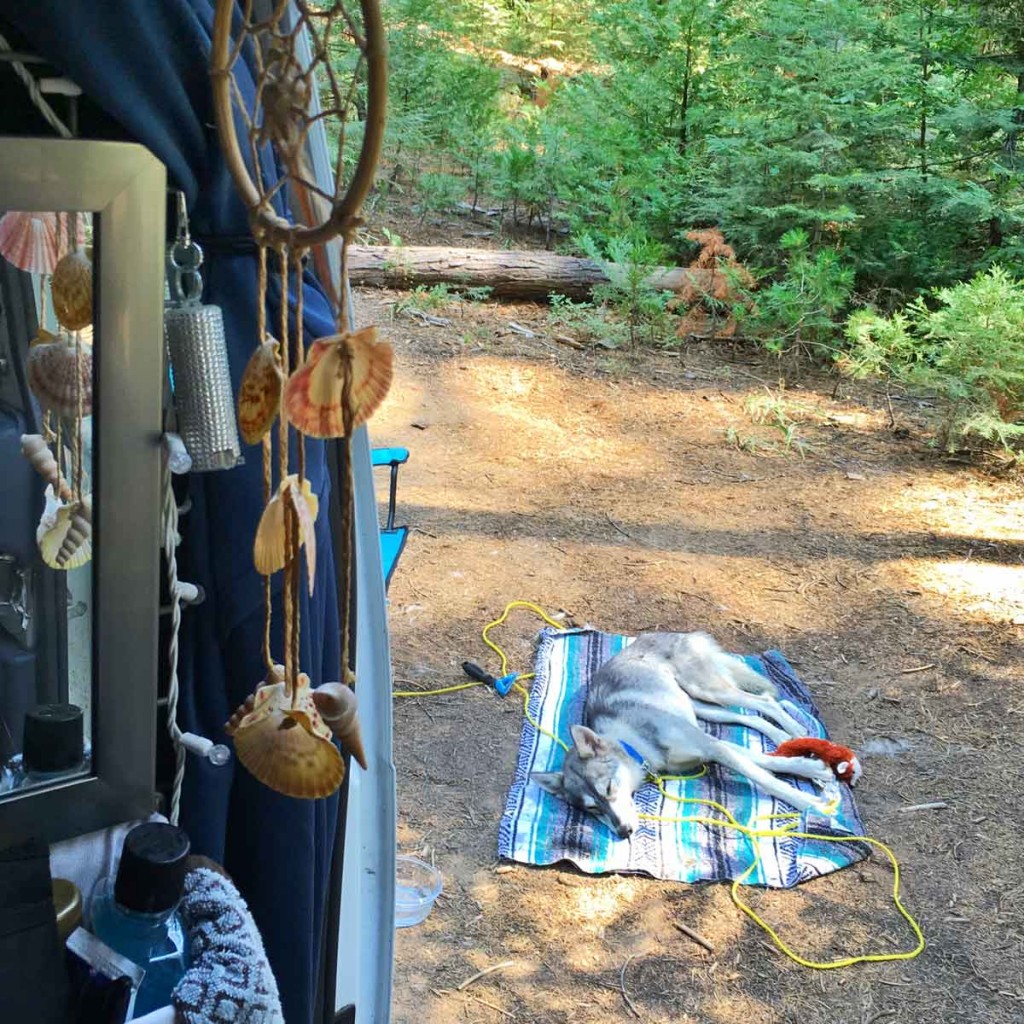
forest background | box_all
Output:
[334,0,1024,455]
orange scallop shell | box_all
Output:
[51,250,93,331]
[238,339,285,445]
[26,330,93,417]
[253,475,318,592]
[0,211,59,274]
[228,672,344,799]
[282,326,393,438]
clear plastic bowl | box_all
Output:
[395,855,442,928]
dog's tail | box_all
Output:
[690,632,778,697]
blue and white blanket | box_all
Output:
[498,629,868,887]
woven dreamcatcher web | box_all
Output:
[209,0,390,801]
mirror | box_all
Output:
[0,139,165,847]
[0,210,95,798]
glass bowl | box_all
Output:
[395,855,442,928]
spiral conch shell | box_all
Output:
[309,681,368,770]
[21,434,76,504]
[253,475,318,592]
[26,330,93,418]
[238,338,285,445]
[282,326,393,438]
[51,250,93,331]
[36,485,92,570]
[227,670,344,799]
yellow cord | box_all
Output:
[392,600,925,970]
[391,680,486,698]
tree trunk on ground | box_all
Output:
[346,245,707,301]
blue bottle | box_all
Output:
[89,822,191,1019]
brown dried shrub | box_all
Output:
[672,229,755,340]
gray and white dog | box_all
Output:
[532,632,837,838]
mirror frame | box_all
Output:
[0,138,165,845]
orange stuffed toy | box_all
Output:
[770,737,861,785]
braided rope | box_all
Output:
[161,444,187,825]
[0,32,72,138]
[257,245,274,671]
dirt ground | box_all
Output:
[359,210,1024,1024]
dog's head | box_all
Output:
[531,725,640,839]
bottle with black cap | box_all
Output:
[1,703,88,791]
[89,822,191,1018]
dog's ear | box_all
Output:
[531,771,566,797]
[569,724,610,759]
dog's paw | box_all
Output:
[791,756,835,785]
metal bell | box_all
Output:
[163,237,242,473]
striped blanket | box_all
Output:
[498,629,868,887]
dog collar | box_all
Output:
[620,741,653,778]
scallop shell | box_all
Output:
[282,326,393,438]
[51,250,93,330]
[253,475,318,593]
[36,485,92,570]
[311,682,368,770]
[26,330,93,417]
[238,338,285,444]
[0,211,60,274]
[228,672,344,799]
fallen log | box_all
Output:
[347,245,708,302]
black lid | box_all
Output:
[22,704,83,773]
[114,823,190,914]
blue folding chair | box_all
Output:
[371,446,409,591]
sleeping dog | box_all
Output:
[532,632,837,838]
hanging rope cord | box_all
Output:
[393,601,924,971]
[161,447,187,825]
[0,32,73,138]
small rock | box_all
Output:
[412,421,429,430]
[494,865,515,875]
[845,471,866,481]
[866,687,879,701]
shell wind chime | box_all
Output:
[4,211,95,572]
[212,0,389,800]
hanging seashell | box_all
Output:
[51,250,93,330]
[226,672,344,799]
[21,433,70,501]
[26,330,93,417]
[253,474,318,593]
[308,682,368,770]
[36,485,92,570]
[0,211,60,274]
[237,338,285,445]
[282,326,393,438]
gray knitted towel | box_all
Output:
[172,868,284,1024]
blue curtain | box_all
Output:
[5,5,343,1022]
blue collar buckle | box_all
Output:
[620,741,654,778]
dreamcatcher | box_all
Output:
[0,210,94,573]
[211,0,391,799]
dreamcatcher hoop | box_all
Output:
[209,0,387,250]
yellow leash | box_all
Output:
[393,600,570,752]
[392,601,925,970]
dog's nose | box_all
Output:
[617,824,634,839]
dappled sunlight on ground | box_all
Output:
[893,558,1024,624]
[379,312,1024,1024]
